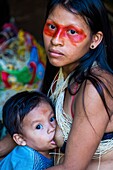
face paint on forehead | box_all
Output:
[43,20,87,46]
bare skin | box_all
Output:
[43,4,113,170]
[0,134,16,159]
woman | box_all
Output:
[42,0,113,169]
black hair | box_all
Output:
[2,90,54,137]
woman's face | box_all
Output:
[43,5,93,73]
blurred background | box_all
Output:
[103,0,113,32]
[0,0,48,43]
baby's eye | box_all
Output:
[49,24,56,30]
[50,116,55,122]
[36,124,43,130]
[68,29,77,35]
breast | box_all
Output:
[55,125,64,148]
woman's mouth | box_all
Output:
[48,49,64,58]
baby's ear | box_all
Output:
[13,134,26,146]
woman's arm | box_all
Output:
[47,81,110,170]
[0,133,16,159]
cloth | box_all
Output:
[0,145,54,170]
[48,68,73,141]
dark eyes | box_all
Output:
[36,124,43,130]
[47,22,77,36]
[35,116,55,130]
[49,24,56,30]
[50,116,55,122]
[68,29,77,35]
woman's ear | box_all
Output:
[13,133,26,146]
[90,31,103,49]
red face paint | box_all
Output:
[43,20,86,46]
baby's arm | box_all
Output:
[0,133,16,159]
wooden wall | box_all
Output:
[103,0,113,33]
[8,0,48,42]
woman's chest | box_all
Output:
[63,89,75,117]
[105,114,113,132]
[54,91,74,147]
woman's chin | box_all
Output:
[48,58,63,67]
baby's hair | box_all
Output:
[2,90,54,137]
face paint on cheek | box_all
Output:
[43,23,55,37]
[68,27,87,46]
[43,21,86,46]
[43,22,67,40]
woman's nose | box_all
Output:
[51,31,64,46]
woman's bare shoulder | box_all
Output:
[85,65,113,115]
[91,65,113,90]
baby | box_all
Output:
[0,90,57,170]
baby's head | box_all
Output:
[2,91,57,153]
